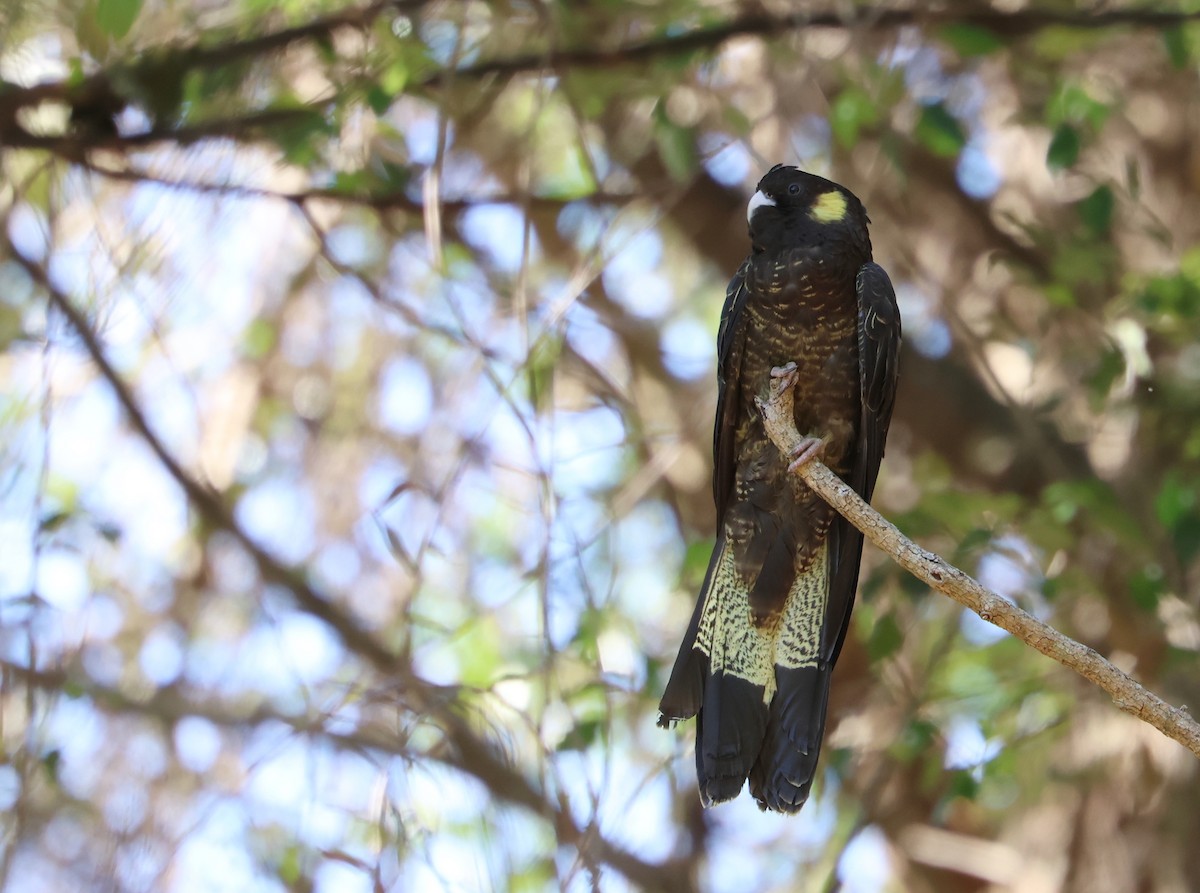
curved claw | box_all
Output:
[787,436,825,473]
[770,362,799,389]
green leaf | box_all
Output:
[939,24,1004,57]
[1076,184,1114,236]
[682,539,714,585]
[1163,26,1189,69]
[867,614,903,661]
[41,749,61,784]
[525,335,561,412]
[831,87,878,149]
[1154,473,1194,528]
[1129,564,1165,612]
[270,109,334,166]
[366,85,392,115]
[242,319,276,359]
[95,0,142,38]
[948,770,980,801]
[653,103,696,181]
[1046,123,1080,170]
[380,60,408,97]
[556,719,603,751]
[1048,84,1110,131]
[915,103,966,157]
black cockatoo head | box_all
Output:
[746,164,870,254]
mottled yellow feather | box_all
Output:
[694,541,828,704]
[809,190,847,223]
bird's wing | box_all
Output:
[853,261,902,503]
[824,261,901,664]
[713,258,753,523]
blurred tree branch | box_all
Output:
[442,8,1200,83]
[4,4,1199,154]
[2,233,698,893]
[758,363,1200,760]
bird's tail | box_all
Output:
[747,662,833,812]
[659,538,831,811]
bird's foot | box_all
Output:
[787,436,825,473]
[769,363,799,390]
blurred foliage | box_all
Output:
[1,2,1199,893]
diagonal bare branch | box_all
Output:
[757,362,1200,760]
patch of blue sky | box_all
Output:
[424,834,495,891]
[616,500,682,569]
[92,436,188,560]
[172,806,277,893]
[35,548,89,614]
[889,35,949,103]
[246,731,316,809]
[138,623,185,685]
[838,825,894,893]
[957,138,1003,199]
[312,539,362,590]
[371,486,441,565]
[82,639,124,686]
[325,223,383,269]
[469,557,529,612]
[45,696,106,797]
[551,405,627,493]
[0,764,20,811]
[943,715,1002,774]
[706,768,838,886]
[378,356,434,435]
[275,611,343,685]
[703,137,753,187]
[8,200,49,261]
[565,303,618,370]
[0,258,35,308]
[314,860,373,893]
[481,395,540,474]
[662,314,715,380]
[235,476,315,565]
[328,277,377,368]
[395,102,446,166]
[411,635,461,686]
[186,636,237,691]
[964,534,1045,645]
[591,749,676,864]
[557,201,613,253]
[790,115,834,169]
[0,517,35,599]
[174,715,223,774]
[116,840,170,891]
[125,729,170,781]
[551,493,608,558]
[102,784,149,834]
[894,282,952,359]
[137,356,201,456]
[46,380,118,481]
[462,203,536,273]
[80,593,123,641]
[602,226,673,320]
[441,277,503,346]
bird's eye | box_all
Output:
[787,183,801,196]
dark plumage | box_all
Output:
[659,165,901,813]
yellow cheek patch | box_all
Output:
[809,190,847,223]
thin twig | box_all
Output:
[3,234,695,893]
[756,362,1200,760]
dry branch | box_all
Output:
[756,362,1200,760]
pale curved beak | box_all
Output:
[747,190,775,223]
